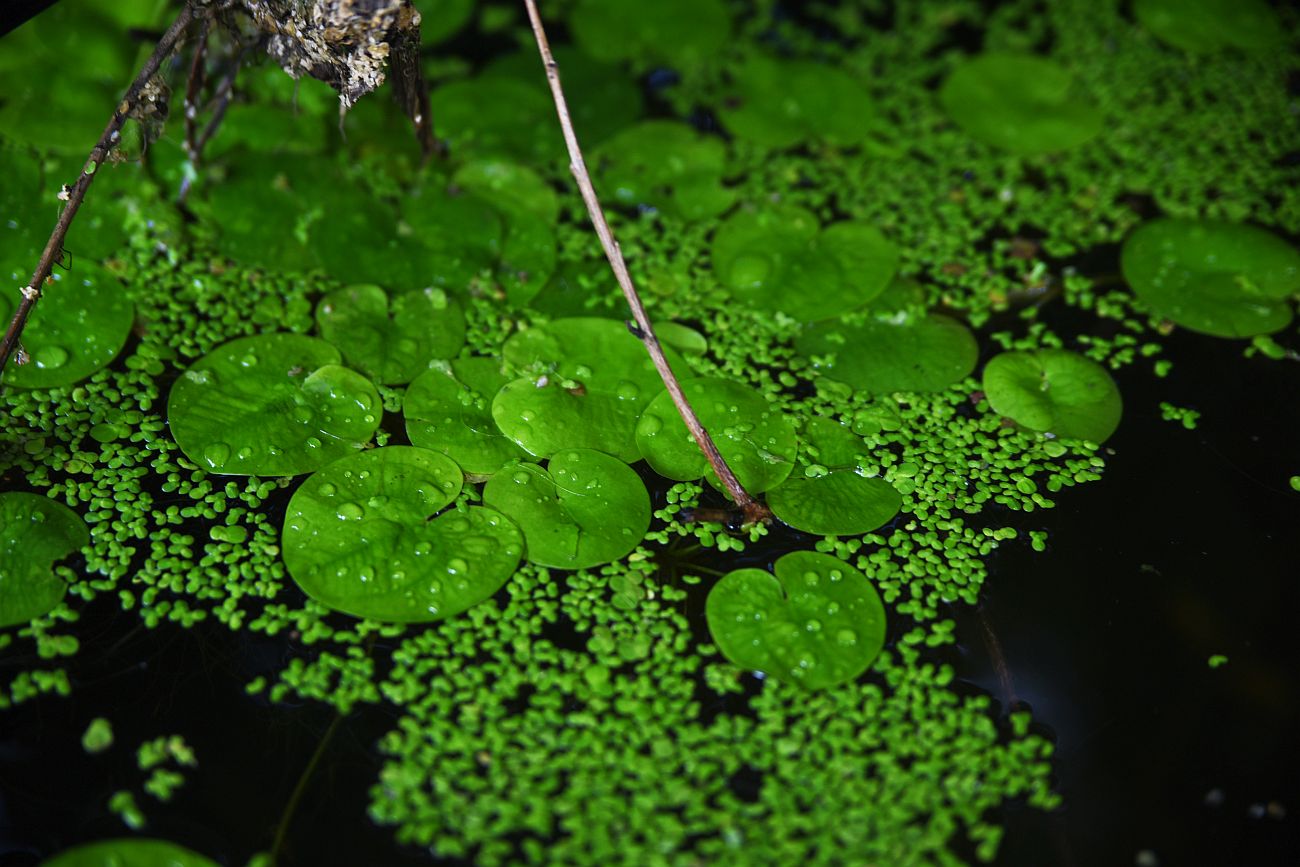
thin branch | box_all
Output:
[0,1,198,374]
[521,0,770,525]
[178,35,254,204]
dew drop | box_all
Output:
[292,405,314,423]
[306,436,322,449]
[318,482,337,496]
[428,578,442,595]
[237,445,254,460]
[202,441,231,468]
[828,569,843,583]
[33,344,69,369]
[367,495,388,509]
[336,502,365,520]
[805,619,822,633]
[615,380,641,400]
[447,557,468,575]
[520,409,536,422]
[640,415,663,436]
[239,352,258,367]
[512,471,532,484]
[413,541,432,556]
[803,571,820,587]
[836,629,858,647]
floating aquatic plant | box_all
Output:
[982,349,1123,443]
[0,492,88,629]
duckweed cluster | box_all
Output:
[2,0,1297,863]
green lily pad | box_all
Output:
[452,159,559,224]
[636,377,798,495]
[497,210,557,306]
[167,333,382,476]
[719,55,877,149]
[190,158,319,272]
[526,259,622,319]
[705,551,887,690]
[315,284,466,385]
[283,447,524,623]
[492,318,680,461]
[483,47,644,147]
[307,176,425,290]
[404,357,528,477]
[0,492,87,629]
[430,76,562,163]
[569,0,730,70]
[982,349,1123,443]
[482,449,650,570]
[1120,218,1299,338]
[593,121,734,221]
[1134,0,1282,52]
[414,0,476,44]
[402,185,504,290]
[712,205,898,320]
[795,313,979,394]
[39,838,219,867]
[799,416,866,467]
[769,471,902,537]
[0,262,134,389]
[939,53,1102,155]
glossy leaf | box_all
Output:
[1121,218,1299,338]
[712,205,897,321]
[167,333,381,476]
[453,159,559,224]
[0,492,87,629]
[719,55,877,148]
[315,284,466,385]
[593,121,734,221]
[404,357,528,477]
[569,0,730,70]
[636,377,798,494]
[795,314,979,393]
[430,76,561,163]
[706,551,887,690]
[769,471,902,537]
[39,839,219,867]
[940,53,1101,155]
[482,449,650,570]
[0,262,134,389]
[982,349,1123,443]
[283,447,524,622]
[493,318,679,461]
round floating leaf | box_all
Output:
[315,284,466,385]
[526,259,621,319]
[430,76,561,163]
[0,492,87,629]
[404,357,528,477]
[706,551,887,689]
[795,313,979,393]
[168,333,382,476]
[0,263,134,389]
[484,47,643,147]
[190,157,319,272]
[306,176,426,290]
[283,447,524,623]
[569,0,729,70]
[799,416,866,467]
[982,349,1123,443]
[719,55,877,149]
[1134,0,1282,52]
[712,205,897,321]
[483,449,650,570]
[402,186,504,290]
[498,209,557,306]
[492,318,681,461]
[1120,218,1299,338]
[453,159,559,224]
[940,53,1101,155]
[636,377,798,494]
[769,471,902,537]
[413,0,475,44]
[39,838,219,867]
[593,121,734,221]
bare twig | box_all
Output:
[178,36,255,204]
[521,0,770,524]
[0,1,198,374]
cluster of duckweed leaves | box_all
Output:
[3,0,1299,862]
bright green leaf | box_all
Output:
[404,357,528,477]
[315,284,466,385]
[0,492,87,629]
[982,349,1123,443]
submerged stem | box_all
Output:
[0,1,198,374]
[521,0,770,525]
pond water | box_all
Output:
[2,0,1299,865]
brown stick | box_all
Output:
[521,0,769,524]
[0,1,197,373]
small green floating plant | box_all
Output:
[1,0,1298,864]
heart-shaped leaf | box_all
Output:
[0,262,134,389]
[706,551,887,689]
[39,839,219,867]
[0,492,87,629]
[482,448,650,570]
[940,53,1102,155]
[283,447,524,622]
[167,333,381,476]
[1121,218,1299,338]
[982,349,1123,443]
[404,357,528,477]
[635,377,798,494]
[315,284,466,385]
